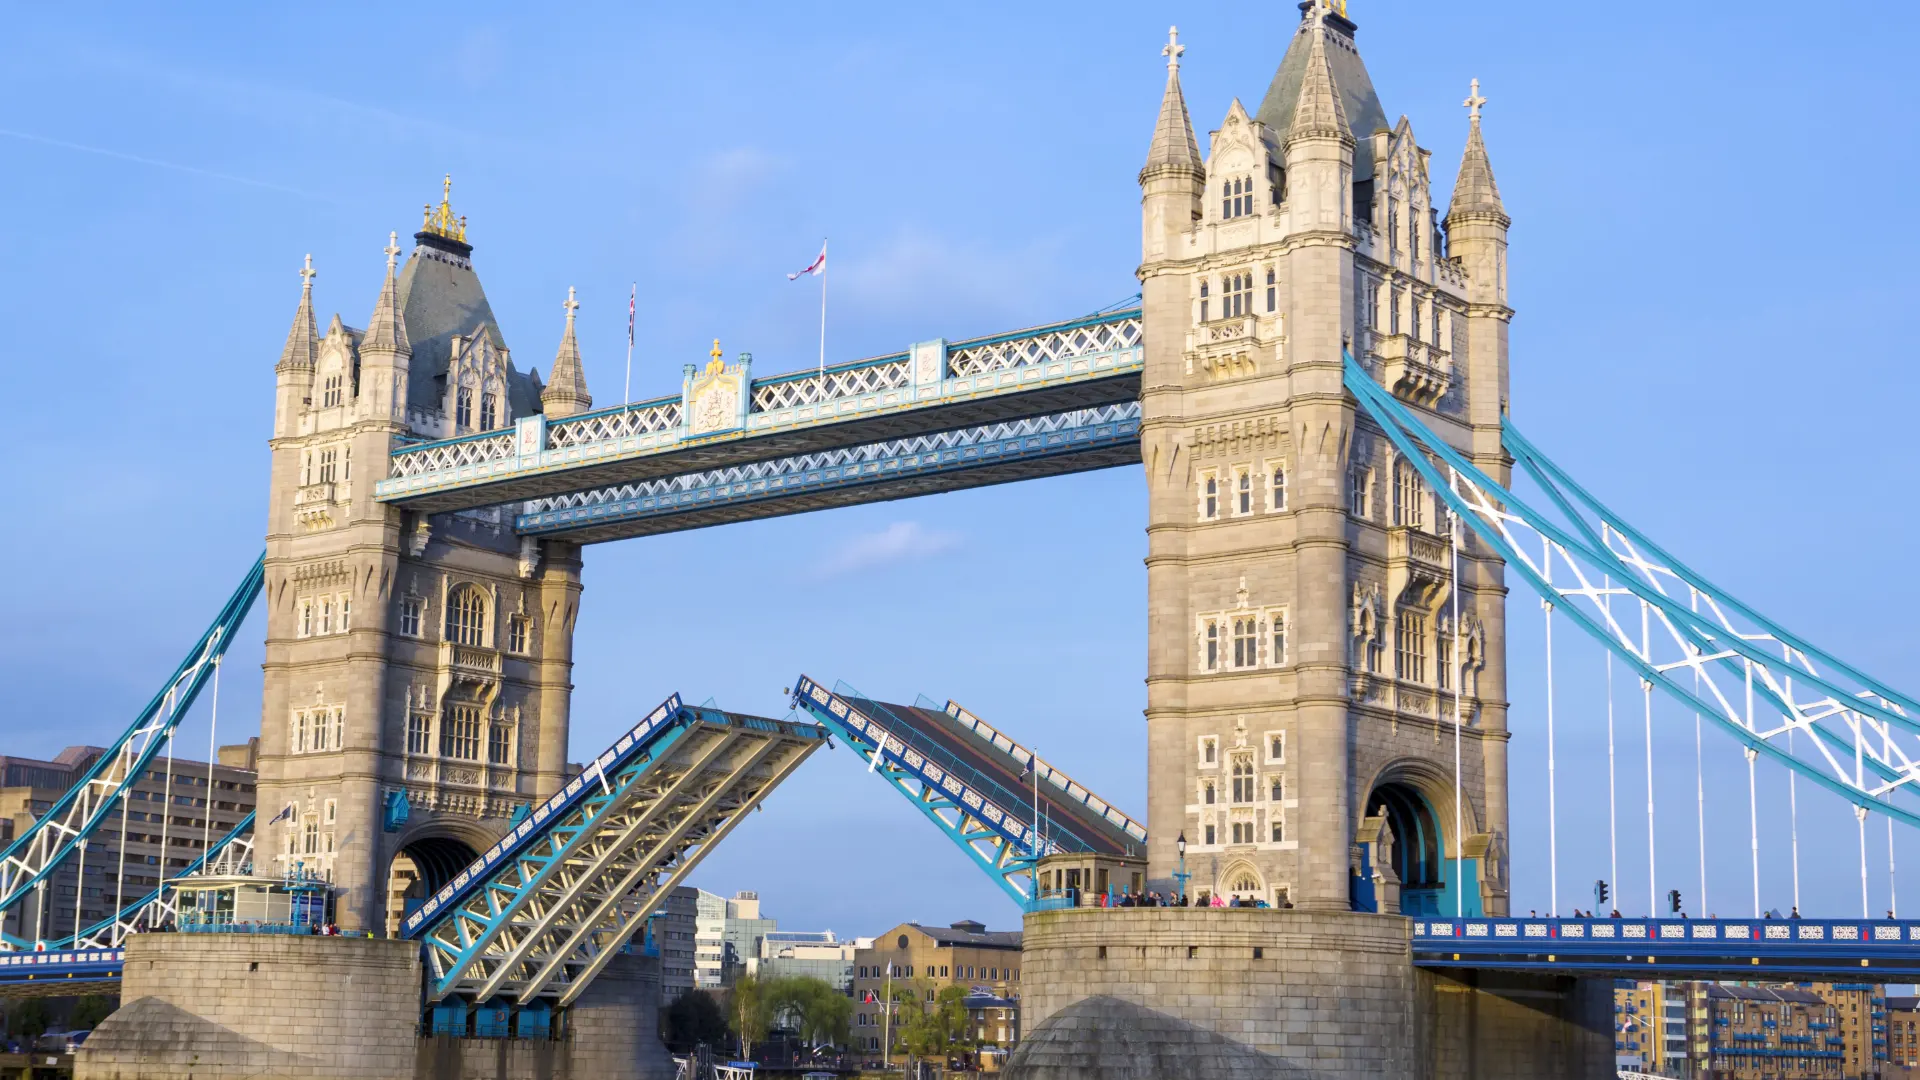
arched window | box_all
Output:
[448,586,488,646]
[1231,617,1257,668]
[1270,775,1283,802]
[1270,611,1288,665]
[1231,758,1253,803]
[322,373,343,408]
[1392,460,1425,529]
[1270,466,1286,512]
[1204,621,1219,671]
[1222,176,1253,220]
[1198,280,1209,323]
[456,386,474,428]
[1265,267,1277,312]
[1229,870,1260,893]
[1203,780,1215,805]
[479,392,497,430]
[1236,469,1252,515]
[1203,474,1218,520]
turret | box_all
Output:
[1281,12,1354,240]
[1445,79,1509,312]
[541,287,593,419]
[357,232,412,425]
[273,255,318,439]
[1139,26,1205,264]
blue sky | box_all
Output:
[3,1,1918,936]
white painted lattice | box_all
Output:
[389,432,516,478]
[750,360,912,412]
[947,316,1143,377]
[547,402,683,448]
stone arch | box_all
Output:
[1358,757,1482,917]
[1220,860,1265,905]
[384,819,490,936]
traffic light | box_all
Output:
[1594,879,1609,908]
[1669,889,1683,914]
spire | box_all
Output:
[1141,26,1203,179]
[1448,79,1507,223]
[362,231,411,356]
[276,254,319,373]
[541,286,592,417]
[1285,14,1353,147]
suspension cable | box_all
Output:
[1789,726,1802,915]
[203,656,222,857]
[1888,725,1899,918]
[1604,561,1618,912]
[156,709,177,927]
[1642,598,1656,916]
[1449,484,1465,919]
[1691,590,1706,916]
[72,839,86,942]
[1542,538,1559,916]
[1858,804,1871,919]
[112,781,130,943]
[1745,657,1759,918]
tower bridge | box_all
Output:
[4,3,1914,1078]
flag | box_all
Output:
[787,241,826,280]
[627,284,636,348]
[267,802,295,826]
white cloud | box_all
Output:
[813,521,961,579]
[836,226,1068,325]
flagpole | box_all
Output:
[817,239,828,375]
[623,282,635,405]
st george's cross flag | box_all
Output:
[787,242,827,280]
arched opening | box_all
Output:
[385,834,479,937]
[1222,862,1265,906]
[1364,782,1445,915]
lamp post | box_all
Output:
[1174,832,1191,905]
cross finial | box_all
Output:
[711,338,723,362]
[1162,26,1184,72]
[299,253,316,291]
[563,285,579,323]
[384,231,401,270]
[1464,78,1487,122]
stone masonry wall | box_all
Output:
[77,933,423,1080]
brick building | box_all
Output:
[851,920,1022,1056]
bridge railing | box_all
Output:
[1415,915,1920,973]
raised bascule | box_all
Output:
[6,3,1917,1079]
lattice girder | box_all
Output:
[413,706,824,1003]
[0,557,262,921]
[1342,353,1920,827]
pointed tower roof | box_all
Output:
[363,232,412,356]
[1141,26,1204,179]
[1286,14,1354,147]
[1258,3,1387,171]
[276,254,319,372]
[541,287,592,417]
[1448,80,1508,223]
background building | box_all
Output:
[851,920,1023,1055]
[1612,979,1686,1076]
[643,886,699,1001]
[692,888,777,989]
[757,930,865,991]
[1686,983,1841,1078]
[1891,994,1920,1070]
[1806,982,1889,1076]
[0,742,257,943]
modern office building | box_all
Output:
[0,742,257,943]
[757,930,866,991]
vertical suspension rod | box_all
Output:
[1745,658,1759,918]
[1450,483,1465,919]
[1604,561,1618,912]
[1642,598,1656,916]
[1858,804,1871,919]
[1541,535,1559,916]
[1691,590,1706,917]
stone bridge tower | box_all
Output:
[260,185,590,932]
[1139,2,1513,917]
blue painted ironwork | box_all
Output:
[1342,354,1920,827]
[516,403,1141,542]
[0,555,264,920]
[791,678,1145,904]
[1413,916,1920,979]
[0,946,125,991]
[373,309,1141,512]
[408,696,825,1004]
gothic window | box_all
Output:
[1437,632,1454,691]
[1271,817,1285,843]
[448,587,488,647]
[1231,821,1251,844]
[317,448,337,485]
[456,386,474,428]
[1201,471,1218,520]
[302,818,319,856]
[1202,738,1217,765]
[507,614,529,654]
[1390,289,1402,335]
[1203,620,1219,671]
[1268,732,1285,762]
[1265,267,1276,313]
[1222,176,1253,220]
[339,596,351,632]
[1410,213,1421,261]
[1268,464,1286,512]
[1270,775,1284,802]
[1234,467,1252,515]
[1349,469,1371,518]
[406,713,432,755]
[488,723,512,766]
[343,447,352,482]
[1198,280,1209,323]
[1392,460,1425,529]
[300,451,312,486]
[317,598,332,635]
[290,710,307,754]
[442,705,482,761]
[1270,610,1288,666]
[1203,781,1215,805]
[1230,758,1253,803]
[1204,823,1216,846]
[322,374,343,409]
[1225,273,1251,318]
[480,392,498,431]
[400,596,424,638]
[1231,617,1257,669]
[1365,631,1385,675]
[1397,612,1429,683]
[297,599,313,638]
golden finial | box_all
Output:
[422,174,467,242]
[705,338,726,375]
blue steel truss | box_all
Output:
[1343,354,1920,829]
[20,812,258,952]
[0,946,126,995]
[790,678,1143,904]
[407,695,825,1004]
[1414,916,1920,980]
[516,403,1141,542]
[0,555,263,920]
[373,309,1142,513]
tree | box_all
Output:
[894,984,974,1066]
[726,975,774,1060]
[661,990,728,1053]
[70,995,118,1031]
[762,976,851,1048]
[6,999,49,1041]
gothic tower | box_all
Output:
[260,183,588,932]
[1140,3,1512,916]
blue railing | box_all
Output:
[1414,916,1920,977]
